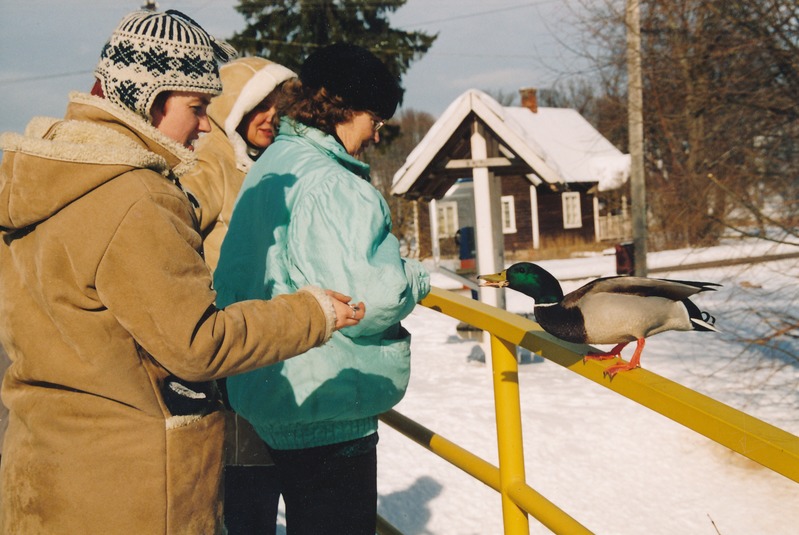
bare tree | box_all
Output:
[564,0,799,372]
[570,0,799,251]
[363,108,436,256]
[482,89,517,106]
[708,0,799,243]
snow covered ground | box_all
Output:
[293,239,799,534]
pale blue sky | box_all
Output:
[0,0,590,134]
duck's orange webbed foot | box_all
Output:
[600,338,645,378]
[583,342,628,363]
[602,360,641,378]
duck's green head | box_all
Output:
[477,262,563,304]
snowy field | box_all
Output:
[374,240,799,535]
[283,239,799,534]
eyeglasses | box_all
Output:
[371,118,385,133]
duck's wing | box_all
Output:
[562,276,720,307]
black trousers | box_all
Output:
[267,434,379,535]
[223,465,281,535]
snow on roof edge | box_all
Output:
[391,89,629,196]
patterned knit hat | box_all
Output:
[94,9,237,120]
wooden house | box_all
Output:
[391,89,631,276]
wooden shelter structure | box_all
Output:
[391,88,630,310]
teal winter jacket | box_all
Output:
[214,118,430,449]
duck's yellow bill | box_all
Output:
[476,270,508,287]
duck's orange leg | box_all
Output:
[602,338,645,378]
[583,342,629,363]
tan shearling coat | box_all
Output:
[0,93,335,534]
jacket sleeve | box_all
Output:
[287,176,430,338]
[95,189,335,382]
[402,257,431,305]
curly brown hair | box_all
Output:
[272,78,357,137]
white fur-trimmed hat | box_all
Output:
[94,9,237,120]
[213,57,296,171]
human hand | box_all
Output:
[326,290,365,330]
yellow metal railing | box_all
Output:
[377,286,799,534]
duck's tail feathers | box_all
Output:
[692,312,721,332]
[662,278,722,293]
[683,298,721,332]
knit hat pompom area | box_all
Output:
[94,9,237,120]
[299,43,403,120]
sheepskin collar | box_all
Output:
[0,92,197,230]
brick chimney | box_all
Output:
[519,87,538,113]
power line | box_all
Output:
[398,0,559,28]
[210,37,549,59]
[0,70,93,87]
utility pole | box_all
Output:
[627,0,648,276]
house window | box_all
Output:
[562,192,583,229]
[501,195,517,234]
[437,201,459,238]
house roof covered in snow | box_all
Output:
[391,89,630,201]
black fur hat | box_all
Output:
[300,43,403,120]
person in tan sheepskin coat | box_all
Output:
[0,10,363,534]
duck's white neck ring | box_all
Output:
[533,302,558,308]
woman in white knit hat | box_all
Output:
[181,56,297,535]
[0,10,363,534]
[182,57,296,271]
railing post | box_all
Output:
[490,334,529,534]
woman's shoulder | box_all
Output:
[109,169,193,214]
[264,138,353,183]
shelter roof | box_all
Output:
[391,89,629,201]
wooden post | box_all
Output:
[471,120,505,311]
[529,186,540,250]
[428,198,441,267]
[412,200,420,259]
[627,0,648,276]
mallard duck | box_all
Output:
[478,262,720,377]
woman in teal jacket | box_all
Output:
[214,44,430,534]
